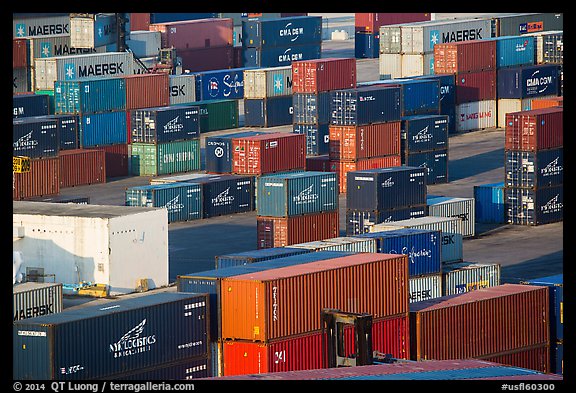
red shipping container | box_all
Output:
[222,313,409,376]
[14,157,60,200]
[504,107,563,151]
[13,38,28,69]
[233,133,306,176]
[330,155,402,193]
[530,96,563,110]
[409,284,549,362]
[434,40,497,74]
[87,144,129,179]
[329,122,401,160]
[124,73,169,111]
[177,45,234,73]
[292,58,357,93]
[130,13,151,31]
[221,252,409,341]
[59,149,106,188]
[455,70,497,104]
[256,210,339,249]
[479,344,550,374]
[306,155,331,172]
[149,18,233,50]
[355,13,431,33]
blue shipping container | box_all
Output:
[293,123,330,156]
[292,91,331,124]
[215,247,311,269]
[79,110,127,147]
[401,114,449,154]
[130,105,200,143]
[345,206,428,236]
[54,114,79,150]
[54,78,126,114]
[355,228,441,276]
[497,64,561,98]
[13,94,50,119]
[552,341,563,375]
[242,43,322,68]
[330,86,402,126]
[521,274,563,342]
[88,13,118,48]
[194,67,255,101]
[355,31,379,59]
[505,148,563,189]
[492,35,535,68]
[125,182,202,223]
[473,182,506,224]
[205,131,265,174]
[13,292,209,380]
[242,16,322,48]
[186,174,255,218]
[113,355,210,380]
[404,148,449,185]
[244,95,293,127]
[505,184,563,225]
[13,117,59,159]
[374,78,441,117]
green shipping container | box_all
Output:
[179,99,239,133]
[130,139,201,176]
[35,90,55,114]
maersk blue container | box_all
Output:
[401,114,449,154]
[521,274,563,342]
[330,85,402,126]
[177,250,354,342]
[497,64,562,98]
[130,105,200,143]
[404,148,449,185]
[13,94,50,119]
[149,13,219,23]
[244,95,293,127]
[125,182,202,223]
[79,110,127,147]
[205,131,265,174]
[492,35,535,68]
[194,67,256,101]
[293,123,330,156]
[345,206,428,236]
[505,184,563,225]
[371,78,441,117]
[13,292,209,380]
[505,148,563,189]
[215,247,311,269]
[13,117,59,158]
[113,355,211,380]
[355,31,379,59]
[242,43,322,68]
[88,13,118,48]
[54,78,126,114]
[242,16,322,48]
[292,91,331,124]
[257,171,338,217]
[346,166,428,211]
[474,182,506,224]
[355,228,441,276]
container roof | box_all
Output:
[13,201,162,218]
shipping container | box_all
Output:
[78,111,127,147]
[292,58,356,93]
[54,77,126,114]
[13,14,71,39]
[474,182,506,224]
[356,13,431,33]
[244,96,293,127]
[292,91,331,125]
[13,94,50,119]
[27,34,106,60]
[242,43,322,68]
[129,139,201,176]
[126,30,161,58]
[497,64,561,99]
[130,105,200,143]
[524,30,563,65]
[177,45,235,73]
[491,35,535,68]
[345,206,428,236]
[401,115,449,156]
[149,13,219,24]
[13,117,59,159]
[194,67,254,101]
[13,38,29,68]
[288,236,377,254]
[362,78,441,116]
[306,155,330,172]
[58,148,106,188]
[399,53,435,77]
[378,53,403,79]
[479,344,550,374]
[168,74,197,105]
[355,31,379,59]
[329,122,401,161]
[35,90,56,114]
[13,67,30,94]
[494,12,563,37]
[215,248,312,270]
[551,341,563,375]
[176,99,239,133]
[403,147,448,184]
[149,18,233,50]
[330,155,402,194]
[26,195,90,204]
[150,173,220,185]
[69,13,117,48]
[330,85,402,126]
[243,66,293,99]
[409,284,550,362]
[454,69,497,104]
[13,292,209,380]
[520,274,563,342]
[442,262,501,296]
[293,123,330,156]
[110,355,210,380]
[505,148,563,189]
[205,131,265,174]
[434,39,496,74]
[409,273,442,304]
[13,157,60,200]
[426,196,476,238]
[455,100,497,132]
[505,185,563,225]
[504,107,563,151]
[242,16,322,48]
[86,143,129,179]
[124,73,169,111]
[13,282,63,322]
[496,95,559,128]
[529,96,563,109]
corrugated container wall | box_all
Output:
[363,79,440,117]
[205,131,265,174]
[13,157,60,200]
[505,185,563,225]
[215,247,311,270]
[70,13,117,48]
[54,78,126,115]
[293,123,330,156]
[330,86,402,126]
[244,96,293,128]
[194,67,252,101]
[124,73,169,111]
[403,148,449,185]
[504,107,563,151]
[87,143,129,179]
[505,148,563,189]
[13,282,63,322]
[243,66,293,99]
[409,273,442,304]
[442,262,501,295]
[497,64,561,99]
[455,70,497,104]
[178,45,235,73]
[13,14,71,39]
[291,58,356,93]
[129,139,201,176]
[345,206,428,236]
[331,155,402,194]
[13,94,50,119]
[292,91,331,124]
[494,12,563,37]
[455,100,497,132]
[401,115,449,155]
[191,99,239,133]
[242,16,322,48]
[426,196,476,238]
[78,111,127,147]
[242,43,322,68]
[493,35,535,68]
[27,34,107,60]
[480,344,550,374]
[126,30,161,58]
[433,40,496,74]
[520,274,563,342]
[58,149,106,188]
[168,74,197,105]
[474,182,506,224]
[13,68,30,94]
[112,355,210,380]
[355,13,431,33]
[329,122,401,161]
[13,38,28,69]
[130,106,200,144]
[13,117,59,159]
[287,236,377,254]
[149,18,233,50]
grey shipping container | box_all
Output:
[27,34,106,60]
[13,68,30,94]
[345,206,428,236]
[13,282,63,322]
[409,273,442,303]
[243,66,293,98]
[426,195,476,238]
[13,292,209,380]
[442,262,501,296]
[169,74,197,105]
[287,236,377,253]
[13,14,71,39]
[494,12,563,37]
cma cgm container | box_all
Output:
[69,13,117,48]
[78,111,127,147]
[504,107,563,151]
[409,284,550,362]
[242,43,322,68]
[220,252,409,341]
[194,67,254,101]
[13,117,59,159]
[454,70,497,104]
[520,274,563,342]
[433,40,496,74]
[244,95,293,127]
[505,185,563,225]
[492,35,535,68]
[505,148,563,189]
[125,182,202,223]
[497,64,561,99]
[54,78,126,115]
[243,66,293,99]
[292,92,331,124]
[474,182,506,224]
[124,73,170,111]
[130,105,200,143]
[242,16,322,48]
[409,273,442,304]
[442,262,501,296]
[129,139,200,176]
[330,86,401,126]
[149,18,233,50]
[401,115,449,155]
[329,122,401,161]
[256,171,338,217]
[205,131,265,174]
[232,133,306,176]
[13,282,63,322]
[292,58,356,93]
[293,123,330,156]
[426,196,476,238]
[58,148,106,188]
[256,210,339,249]
[215,247,311,270]
[345,206,428,236]
[13,157,60,200]
[13,292,209,380]
[330,155,402,194]
[168,74,197,105]
[455,100,497,132]
[13,94,50,119]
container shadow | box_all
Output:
[448,148,504,181]
[499,250,563,284]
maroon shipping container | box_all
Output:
[330,155,402,193]
[130,13,151,31]
[479,344,550,374]
[59,149,106,188]
[505,107,563,151]
[13,38,28,69]
[409,284,549,362]
[149,18,233,50]
[355,13,431,33]
[329,122,401,160]
[306,155,331,172]
[124,73,170,111]
[256,210,339,249]
[292,58,357,93]
[434,40,497,74]
[87,144,129,179]
[233,133,306,176]
[455,70,497,104]
[14,157,60,200]
[233,46,243,68]
[177,45,235,73]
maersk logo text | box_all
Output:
[77,62,124,78]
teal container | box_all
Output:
[473,182,505,224]
[54,77,126,114]
[492,35,535,69]
[129,139,201,176]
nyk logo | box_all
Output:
[165,195,185,212]
[292,184,319,204]
[541,194,562,213]
[163,116,184,133]
[412,126,433,142]
[212,188,234,206]
[14,132,39,150]
[540,157,562,176]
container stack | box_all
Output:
[193,66,253,103]
[441,261,501,295]
[205,131,265,174]
[426,195,476,238]
[13,38,30,94]
[504,107,563,225]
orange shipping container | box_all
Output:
[59,149,106,188]
[13,157,60,200]
[329,122,401,160]
[529,96,563,110]
[124,73,170,111]
[13,38,28,69]
[330,155,401,193]
[221,252,409,341]
[479,343,550,374]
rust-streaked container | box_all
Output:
[13,157,60,200]
[329,122,401,160]
[221,252,409,341]
[149,18,233,50]
[529,96,563,110]
[257,210,339,249]
[87,144,129,179]
[504,107,563,151]
[130,13,150,31]
[330,155,402,194]
[455,70,497,104]
[232,133,306,176]
[124,73,169,111]
[434,40,497,74]
[58,148,106,188]
[13,38,28,69]
[479,344,550,374]
[292,58,357,93]
[409,284,549,362]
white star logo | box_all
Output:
[430,32,439,46]
[65,65,75,79]
[16,24,25,37]
[98,28,103,37]
[41,44,51,57]
[274,77,283,92]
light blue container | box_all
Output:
[473,182,506,224]
[215,247,311,269]
[79,110,127,147]
[492,35,535,69]
[54,78,126,114]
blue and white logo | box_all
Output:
[15,24,26,37]
[429,57,435,74]
[208,77,220,98]
[64,63,76,79]
[40,42,52,57]
[273,74,284,94]
[429,30,440,49]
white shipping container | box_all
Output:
[127,30,162,58]
[28,34,107,61]
[288,236,377,253]
[243,66,293,99]
[379,24,402,54]
[34,51,136,91]
[401,53,435,77]
[150,173,219,185]
[409,273,442,303]
[455,100,497,132]
[13,67,30,94]
[13,14,71,39]
[70,13,117,48]
[427,196,476,238]
[524,30,563,64]
[497,95,560,128]
[12,201,169,295]
[379,53,403,79]
[13,282,63,321]
[168,74,197,105]
[442,262,501,296]
[233,25,242,47]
